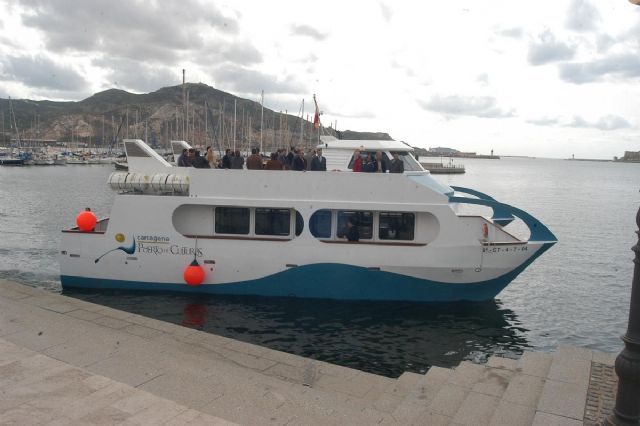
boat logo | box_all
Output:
[95,237,136,263]
[115,233,125,243]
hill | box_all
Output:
[0,84,392,150]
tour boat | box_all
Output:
[59,138,556,302]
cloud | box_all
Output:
[290,24,326,41]
[566,115,631,130]
[565,0,601,32]
[476,73,489,85]
[18,0,238,62]
[592,115,631,131]
[528,114,631,130]
[497,27,523,39]
[380,3,393,23]
[420,95,514,119]
[528,30,576,65]
[94,58,180,93]
[527,116,560,126]
[212,64,307,96]
[559,53,640,83]
[197,40,263,66]
[0,55,88,91]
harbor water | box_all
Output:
[1,158,639,377]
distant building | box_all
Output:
[620,151,640,162]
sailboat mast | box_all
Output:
[204,99,208,147]
[300,99,304,148]
[260,90,264,154]
[233,99,237,152]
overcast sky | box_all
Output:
[0,0,638,158]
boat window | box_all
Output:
[391,152,424,172]
[255,208,291,236]
[310,209,332,238]
[347,151,391,170]
[337,211,373,239]
[295,211,304,236]
[215,207,250,235]
[379,212,415,240]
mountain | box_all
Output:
[0,84,392,150]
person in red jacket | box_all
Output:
[352,149,363,172]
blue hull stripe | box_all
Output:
[61,243,554,302]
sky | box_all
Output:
[0,0,639,159]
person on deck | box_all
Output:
[372,151,388,173]
[277,149,287,168]
[192,150,210,168]
[389,152,404,173]
[246,148,263,170]
[205,146,217,169]
[363,154,376,173]
[231,150,244,169]
[311,148,327,171]
[177,148,189,167]
[264,152,283,170]
[285,147,295,169]
[292,149,307,171]
[221,149,232,169]
[351,149,362,172]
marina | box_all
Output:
[1,157,637,375]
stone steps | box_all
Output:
[375,348,594,426]
[0,280,618,425]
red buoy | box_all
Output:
[76,210,97,232]
[184,259,205,286]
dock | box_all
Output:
[0,279,619,425]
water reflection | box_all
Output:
[64,289,530,377]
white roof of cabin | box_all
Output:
[318,136,413,152]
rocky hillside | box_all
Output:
[0,84,392,150]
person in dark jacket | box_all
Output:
[363,154,376,173]
[285,147,295,169]
[389,152,404,173]
[277,149,287,168]
[292,149,306,171]
[177,149,189,167]
[311,148,327,171]
[339,218,359,242]
[221,149,232,169]
[231,150,244,169]
[192,151,210,168]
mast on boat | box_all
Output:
[233,99,237,152]
[260,90,264,154]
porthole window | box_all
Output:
[295,211,304,236]
[310,209,332,238]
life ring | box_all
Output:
[482,223,489,239]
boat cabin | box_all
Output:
[317,136,424,172]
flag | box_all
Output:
[313,95,320,129]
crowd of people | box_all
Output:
[176,146,404,173]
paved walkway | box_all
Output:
[0,279,620,425]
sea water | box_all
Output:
[1,158,638,377]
